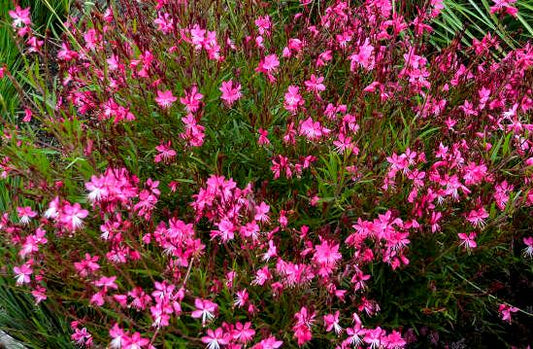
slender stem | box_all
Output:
[448,266,533,317]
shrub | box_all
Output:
[0,0,532,348]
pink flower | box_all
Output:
[261,54,279,71]
[106,54,121,71]
[304,74,326,94]
[256,54,280,81]
[109,323,127,349]
[333,133,358,154]
[298,117,330,140]
[93,275,118,291]
[466,207,489,227]
[155,90,177,109]
[22,108,32,122]
[13,263,32,285]
[255,15,272,35]
[128,287,152,311]
[31,285,47,304]
[191,298,218,325]
[85,175,108,203]
[383,330,406,348]
[232,321,256,344]
[74,254,101,277]
[288,38,304,54]
[313,240,342,266]
[430,0,445,16]
[71,326,93,347]
[351,269,371,291]
[220,80,242,106]
[293,324,312,346]
[123,332,149,349]
[57,43,79,61]
[102,99,135,123]
[350,38,375,70]
[345,323,365,347]
[364,327,384,348]
[316,50,332,67]
[60,202,89,232]
[19,228,47,258]
[254,202,270,222]
[9,6,32,28]
[27,36,43,53]
[252,335,283,349]
[44,196,60,219]
[17,206,37,224]
[313,239,342,276]
[293,307,315,346]
[262,240,277,262]
[190,24,206,48]
[463,162,488,185]
[458,232,477,249]
[284,85,304,114]
[258,128,270,145]
[278,210,288,227]
[181,113,205,147]
[154,141,176,163]
[150,304,171,328]
[324,311,342,334]
[490,0,518,17]
[251,266,271,286]
[294,306,316,328]
[154,12,174,34]
[494,181,513,211]
[234,289,249,308]
[498,303,519,323]
[90,290,106,306]
[210,218,236,242]
[270,155,292,179]
[83,28,100,50]
[180,86,203,113]
[202,327,229,349]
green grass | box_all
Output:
[0,0,69,118]
[432,0,533,52]
[0,278,72,348]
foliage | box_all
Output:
[0,0,69,117]
[432,0,533,51]
[0,1,71,347]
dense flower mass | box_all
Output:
[0,0,532,348]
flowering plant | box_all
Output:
[0,0,532,348]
